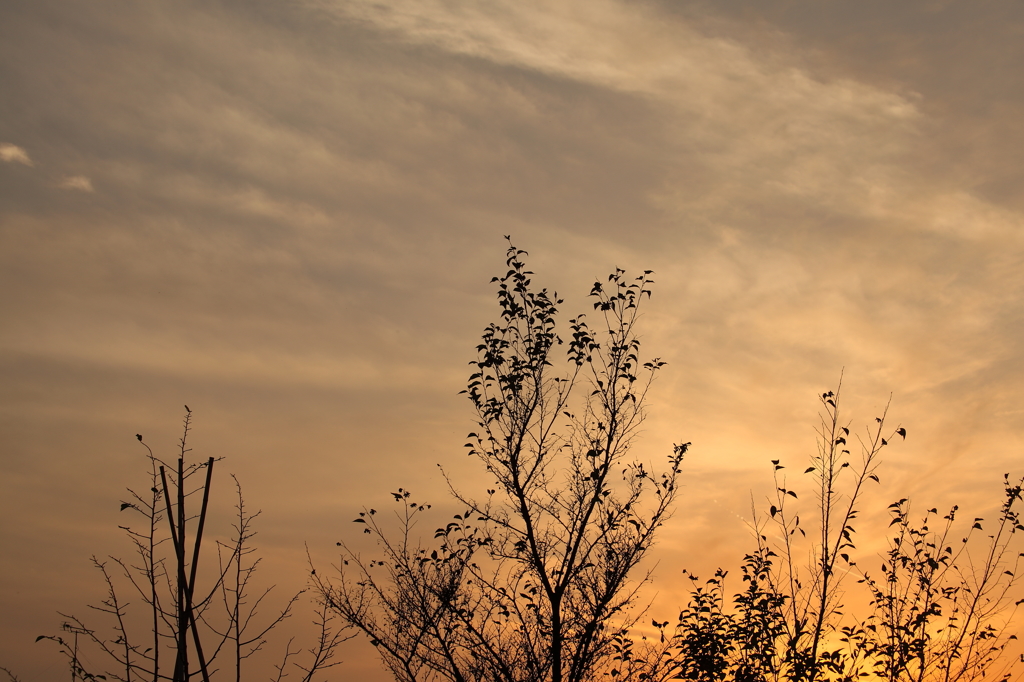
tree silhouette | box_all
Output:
[27,243,1023,682]
[317,239,685,682]
[39,409,348,682]
[637,384,1024,682]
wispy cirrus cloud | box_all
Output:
[0,143,33,166]
[3,3,1024,680]
[58,175,94,191]
[310,0,921,182]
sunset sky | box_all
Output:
[3,1,1024,679]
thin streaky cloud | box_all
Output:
[0,143,33,166]
[310,0,924,226]
[309,0,919,120]
[2,3,1024,680]
[58,175,94,192]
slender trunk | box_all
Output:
[235,534,242,682]
[551,600,562,682]
[150,483,160,682]
[185,459,213,682]
[177,457,189,682]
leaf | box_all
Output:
[805,467,815,474]
[353,518,366,523]
[869,474,880,483]
[896,427,907,439]
[770,505,778,518]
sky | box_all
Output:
[2,1,1024,679]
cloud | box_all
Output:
[306,0,923,241]
[58,175,94,191]
[0,143,32,166]
[3,3,1024,679]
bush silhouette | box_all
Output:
[642,387,1023,682]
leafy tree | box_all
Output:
[642,384,903,682]
[645,384,1023,682]
[317,239,685,682]
[852,475,1024,682]
[755,382,899,682]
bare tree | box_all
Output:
[40,408,348,682]
[207,475,302,682]
[317,239,685,682]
